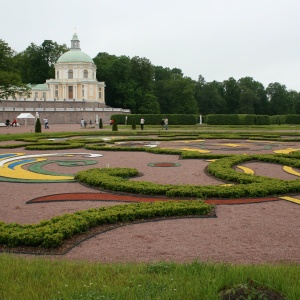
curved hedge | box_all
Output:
[0,201,213,249]
[75,154,300,199]
[25,143,85,150]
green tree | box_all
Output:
[155,76,198,114]
[173,77,198,114]
[238,88,257,113]
[0,40,30,100]
[139,93,160,114]
[41,40,68,78]
[94,53,132,108]
[94,53,157,114]
[289,90,300,114]
[130,56,154,91]
[13,40,68,84]
[130,56,155,113]
[196,81,226,114]
[154,66,173,81]
[14,43,49,84]
[267,82,290,115]
[0,70,30,99]
[222,77,240,114]
[238,77,268,114]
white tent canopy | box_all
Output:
[17,113,35,126]
[17,113,35,119]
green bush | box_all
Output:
[25,143,84,150]
[206,114,270,125]
[35,118,42,133]
[206,114,241,125]
[75,154,300,199]
[269,115,291,124]
[285,114,300,124]
[0,201,213,249]
[112,119,118,131]
[255,115,270,125]
[132,117,136,130]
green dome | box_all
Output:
[57,50,94,63]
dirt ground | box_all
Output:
[0,127,300,264]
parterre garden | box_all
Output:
[0,126,299,299]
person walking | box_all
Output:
[164,117,168,130]
[160,118,165,130]
[140,117,145,130]
[43,117,49,129]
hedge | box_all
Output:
[75,153,300,199]
[0,201,213,249]
[206,114,270,125]
[110,114,198,125]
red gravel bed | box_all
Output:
[28,192,280,205]
[0,145,300,264]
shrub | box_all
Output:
[75,154,300,199]
[0,201,213,248]
[35,118,42,133]
[112,119,118,131]
[132,118,136,130]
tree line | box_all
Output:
[1,38,300,115]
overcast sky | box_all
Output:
[1,0,300,91]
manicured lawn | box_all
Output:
[0,254,298,299]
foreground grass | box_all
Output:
[0,254,299,299]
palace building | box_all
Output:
[0,33,129,125]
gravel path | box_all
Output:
[0,142,300,264]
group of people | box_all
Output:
[81,119,87,127]
[5,119,20,127]
[139,117,169,130]
[81,119,94,127]
[5,115,49,129]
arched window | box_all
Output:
[68,69,73,79]
[84,70,88,79]
[56,71,59,79]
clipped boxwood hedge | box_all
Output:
[75,153,300,199]
[25,143,85,150]
[0,201,213,249]
[206,114,270,125]
[111,114,198,125]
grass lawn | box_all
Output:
[0,254,298,299]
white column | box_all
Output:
[63,85,66,99]
[74,85,77,100]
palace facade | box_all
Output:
[0,33,129,125]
